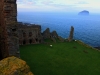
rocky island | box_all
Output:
[78,10,89,16]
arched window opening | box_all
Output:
[35,38,38,42]
[29,32,32,37]
[23,40,26,44]
[29,39,32,44]
[12,28,16,32]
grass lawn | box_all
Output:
[20,40,100,75]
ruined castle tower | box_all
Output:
[68,26,74,42]
[0,0,19,60]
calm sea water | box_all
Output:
[17,12,100,47]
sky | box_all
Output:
[17,0,100,13]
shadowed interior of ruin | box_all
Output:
[23,40,26,45]
[36,38,38,42]
[12,28,16,32]
[29,39,32,44]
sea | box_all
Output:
[17,12,100,47]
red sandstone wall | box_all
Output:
[0,0,9,59]
[0,0,19,59]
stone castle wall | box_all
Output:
[0,0,19,60]
[0,0,9,59]
[18,22,43,45]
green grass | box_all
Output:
[20,40,100,75]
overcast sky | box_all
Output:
[17,0,100,13]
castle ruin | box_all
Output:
[0,0,74,60]
[18,22,42,45]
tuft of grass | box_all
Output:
[20,41,100,75]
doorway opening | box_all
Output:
[35,38,38,42]
[29,39,32,44]
[23,40,26,44]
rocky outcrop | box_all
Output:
[68,26,74,42]
[0,56,34,75]
[78,10,89,15]
[42,28,51,39]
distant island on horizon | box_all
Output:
[78,10,89,16]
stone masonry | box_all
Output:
[42,28,51,39]
[0,0,19,60]
[68,26,74,41]
[18,22,42,45]
[42,28,59,39]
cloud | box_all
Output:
[17,0,100,13]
